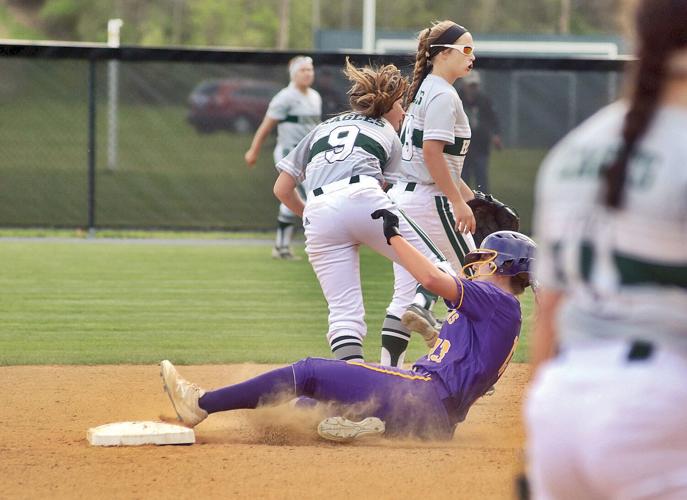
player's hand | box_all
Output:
[371,209,402,245]
[452,199,476,234]
[244,149,258,168]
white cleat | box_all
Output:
[160,360,208,428]
[402,304,440,348]
[317,416,385,442]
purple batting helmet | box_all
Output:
[465,231,536,284]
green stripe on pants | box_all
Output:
[397,208,446,262]
[435,197,471,260]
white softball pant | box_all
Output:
[274,146,304,225]
[525,339,687,500]
[385,182,475,318]
[303,175,447,346]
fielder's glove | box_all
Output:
[371,209,402,245]
[466,191,520,247]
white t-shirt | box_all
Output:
[385,74,471,185]
[534,101,687,352]
[266,83,322,162]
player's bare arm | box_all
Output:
[371,209,459,303]
[458,177,475,202]
[244,116,279,167]
[273,171,305,217]
[423,140,476,234]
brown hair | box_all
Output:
[509,274,530,296]
[405,20,460,108]
[343,58,408,118]
[604,0,687,208]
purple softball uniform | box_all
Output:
[199,277,521,440]
[413,277,522,424]
[291,357,452,439]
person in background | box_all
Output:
[244,56,322,260]
[458,70,502,193]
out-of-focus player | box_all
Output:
[526,0,687,497]
[245,56,322,260]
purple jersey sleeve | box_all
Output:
[444,276,502,319]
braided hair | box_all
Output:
[405,20,466,108]
[604,0,687,208]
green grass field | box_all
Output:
[0,93,546,232]
[0,239,534,366]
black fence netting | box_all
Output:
[0,44,628,233]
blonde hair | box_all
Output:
[406,20,460,108]
[343,58,408,118]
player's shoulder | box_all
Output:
[652,105,687,146]
[562,101,626,147]
[423,77,458,102]
[537,102,625,181]
[270,86,294,103]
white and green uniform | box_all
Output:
[380,74,475,367]
[266,82,322,231]
[527,102,687,499]
[277,112,450,361]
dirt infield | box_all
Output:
[0,364,530,499]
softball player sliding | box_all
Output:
[380,21,478,367]
[271,59,451,362]
[526,1,687,497]
[160,227,535,441]
[245,56,322,260]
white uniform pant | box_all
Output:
[525,339,687,500]
[274,146,304,225]
[303,176,447,345]
[386,182,475,318]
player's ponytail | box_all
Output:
[344,58,408,118]
[405,28,432,108]
[405,20,466,108]
[604,0,687,208]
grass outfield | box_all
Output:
[0,97,546,232]
[0,239,534,365]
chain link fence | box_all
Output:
[0,44,627,233]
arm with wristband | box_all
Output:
[371,209,460,303]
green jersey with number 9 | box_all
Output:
[277,112,402,192]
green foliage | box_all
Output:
[0,2,44,39]
[0,238,535,365]
[14,0,628,47]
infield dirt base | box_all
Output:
[0,364,530,499]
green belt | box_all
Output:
[405,128,469,157]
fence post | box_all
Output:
[88,58,97,237]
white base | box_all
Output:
[87,421,195,446]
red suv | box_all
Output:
[187,78,282,134]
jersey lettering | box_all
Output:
[400,115,414,161]
[459,139,471,156]
[428,339,452,363]
[324,125,359,163]
[446,310,460,324]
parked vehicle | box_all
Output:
[187,79,282,134]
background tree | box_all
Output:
[0,0,633,48]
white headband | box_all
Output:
[289,56,313,80]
